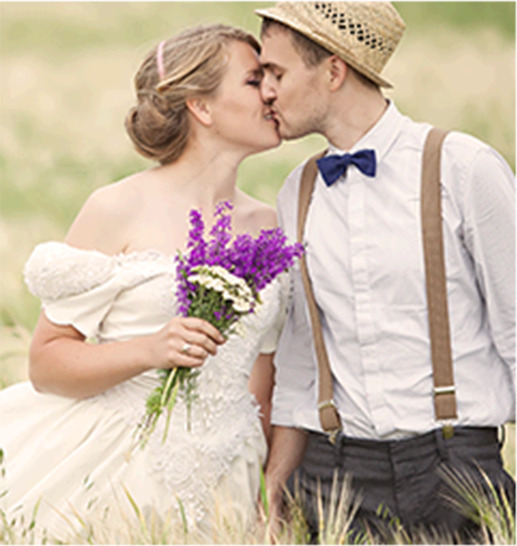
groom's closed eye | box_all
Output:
[262,66,284,83]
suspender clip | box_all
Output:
[440,420,455,439]
[327,428,341,446]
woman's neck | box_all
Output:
[155,141,242,209]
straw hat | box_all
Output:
[255,2,405,88]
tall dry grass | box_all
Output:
[1,468,515,544]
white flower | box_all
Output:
[187,273,203,285]
[205,277,226,292]
[188,272,225,293]
[189,265,254,305]
[231,297,253,313]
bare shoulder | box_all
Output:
[236,192,278,235]
[65,172,147,254]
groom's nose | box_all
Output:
[260,72,277,104]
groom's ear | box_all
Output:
[327,56,347,91]
[186,97,213,127]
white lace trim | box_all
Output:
[93,362,264,523]
[24,242,116,301]
[23,242,175,302]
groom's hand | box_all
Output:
[265,426,309,541]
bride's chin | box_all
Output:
[248,135,281,154]
[259,138,282,152]
[267,130,282,149]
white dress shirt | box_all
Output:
[273,101,515,440]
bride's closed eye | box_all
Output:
[246,78,262,88]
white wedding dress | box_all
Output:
[0,242,286,541]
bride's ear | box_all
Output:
[186,98,212,127]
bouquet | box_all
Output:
[138,201,303,445]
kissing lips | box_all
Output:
[264,108,279,129]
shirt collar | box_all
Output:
[327,100,406,167]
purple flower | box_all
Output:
[142,201,304,444]
[176,201,304,316]
[175,200,304,330]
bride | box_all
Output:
[0,24,287,541]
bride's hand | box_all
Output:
[148,317,226,370]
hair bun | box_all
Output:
[125,93,188,164]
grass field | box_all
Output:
[0,2,515,543]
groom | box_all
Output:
[256,1,515,541]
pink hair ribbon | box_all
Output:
[156,40,166,80]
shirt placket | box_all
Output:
[347,173,391,435]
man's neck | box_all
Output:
[325,89,388,151]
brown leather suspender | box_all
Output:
[297,128,456,441]
[297,149,342,442]
[420,128,457,433]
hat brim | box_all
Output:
[255,7,393,88]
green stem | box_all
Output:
[162,379,181,444]
[160,367,178,408]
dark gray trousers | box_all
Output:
[287,427,515,543]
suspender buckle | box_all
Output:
[318,399,337,411]
[318,399,342,445]
[440,420,455,439]
[434,385,455,395]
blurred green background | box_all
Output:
[0,4,515,468]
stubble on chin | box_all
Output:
[276,111,323,141]
[278,123,315,142]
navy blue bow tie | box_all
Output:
[316,149,377,186]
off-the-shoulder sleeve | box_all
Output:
[24,242,134,338]
[259,273,290,354]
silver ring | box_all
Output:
[181,342,192,355]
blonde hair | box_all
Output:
[125,24,260,165]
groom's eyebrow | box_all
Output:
[245,67,264,78]
[261,62,282,74]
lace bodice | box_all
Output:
[23,241,288,521]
